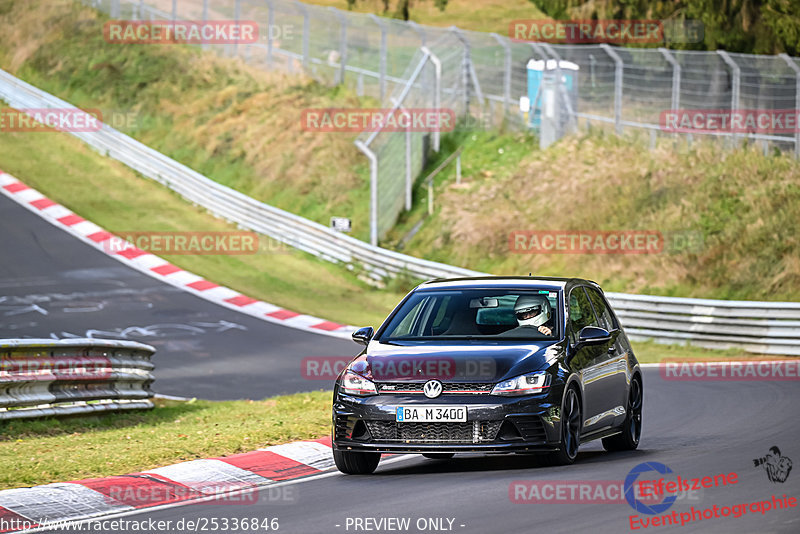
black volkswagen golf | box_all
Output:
[332,276,642,474]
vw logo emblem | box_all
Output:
[423,379,443,399]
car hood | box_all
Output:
[351,340,563,383]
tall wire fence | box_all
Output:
[87,0,800,243]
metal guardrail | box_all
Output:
[0,70,798,356]
[0,339,156,420]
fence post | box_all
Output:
[451,27,471,117]
[717,50,740,146]
[600,43,623,135]
[780,53,800,160]
[231,0,241,58]
[330,8,348,85]
[201,0,209,51]
[542,43,576,134]
[405,113,412,211]
[423,47,441,153]
[490,33,511,119]
[355,140,379,246]
[391,97,413,211]
[659,48,680,139]
[369,14,387,102]
[294,1,309,69]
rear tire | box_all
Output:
[602,376,642,452]
[422,453,455,460]
[545,386,581,466]
[333,448,381,474]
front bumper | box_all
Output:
[332,391,562,454]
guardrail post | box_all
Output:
[369,14,387,102]
[780,53,800,160]
[355,140,379,246]
[491,33,511,120]
[423,47,441,153]
[717,50,740,146]
[659,48,681,139]
[600,43,623,135]
[329,8,348,85]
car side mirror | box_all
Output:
[352,326,374,345]
[575,326,611,350]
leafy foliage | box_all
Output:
[528,0,800,54]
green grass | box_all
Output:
[0,392,331,490]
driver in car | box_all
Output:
[501,295,555,337]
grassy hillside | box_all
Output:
[393,130,800,301]
[0,0,375,242]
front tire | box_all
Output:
[602,375,642,452]
[546,386,581,465]
[333,448,380,474]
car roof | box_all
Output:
[417,276,598,291]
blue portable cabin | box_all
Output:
[524,59,579,129]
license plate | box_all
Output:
[396,406,467,423]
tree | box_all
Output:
[526,0,799,54]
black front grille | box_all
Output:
[376,382,493,394]
[365,420,502,443]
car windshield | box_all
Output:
[379,288,560,341]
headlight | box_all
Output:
[340,369,377,396]
[491,372,551,396]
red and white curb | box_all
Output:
[0,437,339,532]
[0,171,355,339]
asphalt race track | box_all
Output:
[3,194,799,533]
[70,368,800,533]
[0,194,356,400]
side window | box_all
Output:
[568,287,599,344]
[586,287,616,331]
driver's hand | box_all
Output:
[538,325,552,336]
